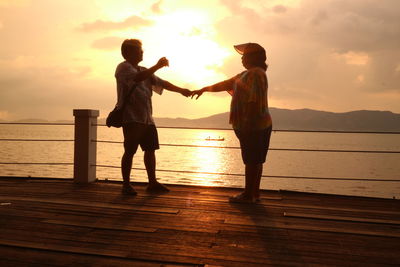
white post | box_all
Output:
[73,109,99,184]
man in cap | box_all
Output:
[191,42,272,203]
[116,39,191,195]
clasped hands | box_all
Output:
[178,88,205,99]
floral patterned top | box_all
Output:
[229,67,272,130]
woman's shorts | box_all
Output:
[234,126,272,164]
[122,122,159,154]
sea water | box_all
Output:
[0,124,399,199]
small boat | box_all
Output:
[205,136,225,141]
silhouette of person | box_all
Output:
[116,39,191,195]
[191,43,272,203]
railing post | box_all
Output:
[73,109,99,184]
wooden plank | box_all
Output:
[223,218,400,238]
[1,178,400,266]
[3,181,398,214]
[42,213,220,234]
[259,201,400,216]
[1,227,310,266]
[9,211,395,263]
[0,245,182,267]
[284,212,400,225]
[0,216,219,250]
[198,191,282,200]
[0,196,180,214]
[0,224,219,263]
[0,207,221,234]
[4,226,392,266]
[214,229,400,261]
[0,222,369,266]
[42,219,158,233]
[0,239,205,266]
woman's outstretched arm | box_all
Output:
[191,78,234,99]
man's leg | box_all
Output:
[121,151,134,185]
[141,125,169,193]
[144,150,169,192]
[121,150,137,195]
[121,123,141,195]
[144,150,157,184]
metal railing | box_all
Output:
[1,109,400,185]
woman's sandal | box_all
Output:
[146,182,170,193]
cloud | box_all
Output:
[216,0,400,104]
[272,5,287,14]
[0,56,110,120]
[334,51,370,65]
[310,10,328,26]
[0,0,30,7]
[219,0,262,29]
[91,36,123,50]
[77,15,153,32]
[219,0,400,52]
[151,0,163,14]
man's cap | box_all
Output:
[234,42,265,55]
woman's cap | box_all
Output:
[234,43,265,55]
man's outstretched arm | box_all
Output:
[161,80,192,97]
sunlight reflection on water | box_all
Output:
[1,125,399,198]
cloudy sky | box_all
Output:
[1,0,399,121]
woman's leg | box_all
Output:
[245,163,258,197]
[253,163,263,200]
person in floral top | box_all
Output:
[191,43,272,203]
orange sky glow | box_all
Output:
[0,0,399,120]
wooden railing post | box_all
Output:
[73,109,99,184]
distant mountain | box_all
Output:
[269,108,400,131]
[155,108,400,132]
[155,113,231,128]
[4,108,400,132]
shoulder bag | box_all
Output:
[106,84,137,128]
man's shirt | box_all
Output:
[115,61,164,125]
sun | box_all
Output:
[141,10,232,88]
[87,8,233,88]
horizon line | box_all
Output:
[1,107,399,122]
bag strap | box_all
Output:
[119,83,137,110]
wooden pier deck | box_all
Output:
[0,177,399,266]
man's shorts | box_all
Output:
[234,126,272,165]
[122,122,160,154]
